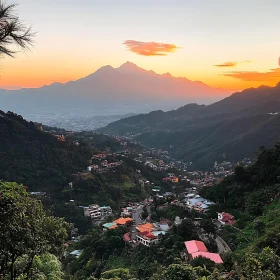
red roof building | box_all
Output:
[191,252,223,264]
[184,240,223,264]
[184,240,208,254]
[218,212,236,225]
[136,231,158,247]
[123,233,131,242]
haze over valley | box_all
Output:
[0,62,230,130]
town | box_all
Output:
[59,133,243,277]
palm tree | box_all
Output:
[0,0,34,57]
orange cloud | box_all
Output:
[214,62,238,67]
[214,60,251,67]
[123,40,179,56]
[223,68,280,82]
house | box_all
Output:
[218,212,236,225]
[136,230,166,247]
[136,223,167,247]
[136,223,154,232]
[103,222,118,230]
[152,186,160,192]
[70,250,83,258]
[123,232,131,243]
[136,231,158,247]
[186,196,205,208]
[113,217,133,225]
[184,240,223,264]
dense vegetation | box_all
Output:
[202,142,280,256]
[0,181,68,279]
[0,111,91,191]
[99,84,280,169]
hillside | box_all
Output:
[0,110,91,191]
[99,83,280,168]
[202,142,280,256]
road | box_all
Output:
[216,235,231,254]
[131,205,144,239]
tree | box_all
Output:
[0,182,69,279]
[150,263,210,280]
[31,253,63,280]
[0,0,35,57]
[190,257,216,272]
[242,247,280,280]
[100,268,133,280]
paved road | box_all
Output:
[133,205,144,225]
[216,235,231,253]
[131,205,144,239]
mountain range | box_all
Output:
[99,83,280,168]
[0,62,229,118]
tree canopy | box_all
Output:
[0,181,69,279]
[0,0,34,57]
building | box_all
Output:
[84,204,101,219]
[100,206,112,216]
[184,240,223,264]
[70,250,83,258]
[84,204,112,220]
[113,217,133,225]
[136,231,159,247]
[136,222,154,233]
[136,223,167,247]
[103,222,118,230]
[217,212,236,225]
[152,186,161,192]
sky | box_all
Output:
[1,0,280,91]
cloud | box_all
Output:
[123,40,179,56]
[222,68,280,81]
[214,60,251,67]
[214,62,238,67]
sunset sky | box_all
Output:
[1,0,280,91]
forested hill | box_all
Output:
[98,83,280,168]
[202,142,280,255]
[0,111,91,191]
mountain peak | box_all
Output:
[162,72,172,78]
[118,61,144,72]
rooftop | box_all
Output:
[136,223,154,232]
[184,240,208,254]
[114,217,133,225]
[191,252,223,264]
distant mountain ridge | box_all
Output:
[0,62,230,116]
[99,83,280,168]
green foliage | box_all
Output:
[190,257,216,272]
[100,268,132,280]
[0,111,91,191]
[0,181,69,279]
[32,253,63,280]
[149,263,210,280]
[242,247,280,279]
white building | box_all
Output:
[100,206,112,216]
[84,204,112,220]
[84,204,101,219]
